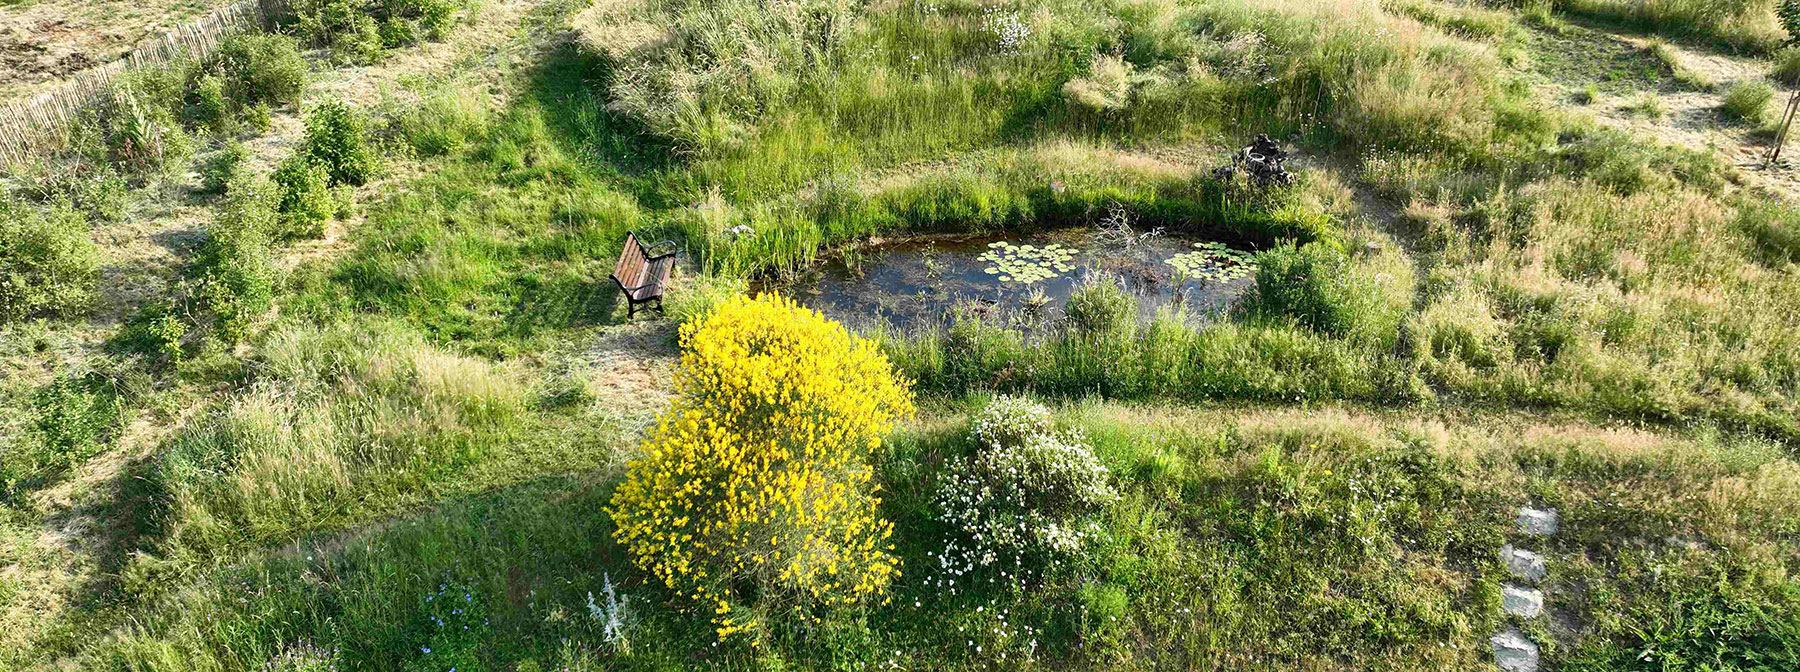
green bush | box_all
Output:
[1064,279,1134,335]
[1775,46,1800,86]
[293,0,459,60]
[188,74,235,136]
[196,175,279,343]
[301,101,377,186]
[28,372,124,474]
[294,0,383,61]
[271,156,338,239]
[0,199,102,322]
[118,300,190,366]
[1243,241,1408,347]
[79,82,194,174]
[934,396,1118,583]
[200,142,251,195]
[213,33,308,108]
[12,165,130,223]
[1722,81,1775,123]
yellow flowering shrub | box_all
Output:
[607,293,915,640]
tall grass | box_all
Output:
[1553,0,1788,54]
[148,318,525,561]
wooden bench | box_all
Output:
[611,232,678,318]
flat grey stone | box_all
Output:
[1502,584,1544,618]
[1491,628,1540,672]
[1517,507,1559,536]
[1503,545,1547,583]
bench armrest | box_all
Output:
[641,239,680,259]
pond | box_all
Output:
[773,228,1263,330]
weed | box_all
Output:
[302,101,378,186]
[1776,46,1800,86]
[0,198,100,322]
[199,141,250,195]
[272,156,338,239]
[1723,81,1776,124]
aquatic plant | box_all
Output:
[979,241,1078,284]
[1166,241,1257,283]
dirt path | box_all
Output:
[1523,21,1798,199]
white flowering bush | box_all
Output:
[931,397,1116,589]
[969,395,1054,448]
[981,7,1031,54]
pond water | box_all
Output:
[775,228,1262,330]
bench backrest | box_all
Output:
[614,233,647,284]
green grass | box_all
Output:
[6,0,1800,668]
[84,402,1800,670]
[1553,0,1788,55]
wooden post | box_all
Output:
[1767,89,1800,166]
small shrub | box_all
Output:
[301,101,377,186]
[1774,46,1800,85]
[608,294,914,641]
[969,395,1054,448]
[200,142,251,195]
[1244,241,1409,347]
[293,0,459,59]
[377,16,418,48]
[1571,84,1598,105]
[81,83,194,174]
[196,175,279,342]
[294,0,387,62]
[0,199,101,322]
[1722,81,1775,123]
[1629,92,1666,120]
[187,74,234,135]
[29,372,124,473]
[13,165,130,223]
[271,156,337,239]
[1063,279,1134,336]
[119,300,190,365]
[1063,54,1141,113]
[213,33,308,108]
[932,396,1117,586]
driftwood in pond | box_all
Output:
[1212,134,1294,188]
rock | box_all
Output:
[1491,628,1540,672]
[1517,506,1558,536]
[1502,584,1544,618]
[1502,545,1546,584]
[1362,241,1383,254]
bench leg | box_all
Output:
[627,300,637,319]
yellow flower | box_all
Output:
[607,294,912,643]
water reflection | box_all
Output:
[772,228,1262,330]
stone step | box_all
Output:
[1492,628,1541,672]
[1502,544,1546,584]
[1517,506,1559,536]
[1502,584,1545,618]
